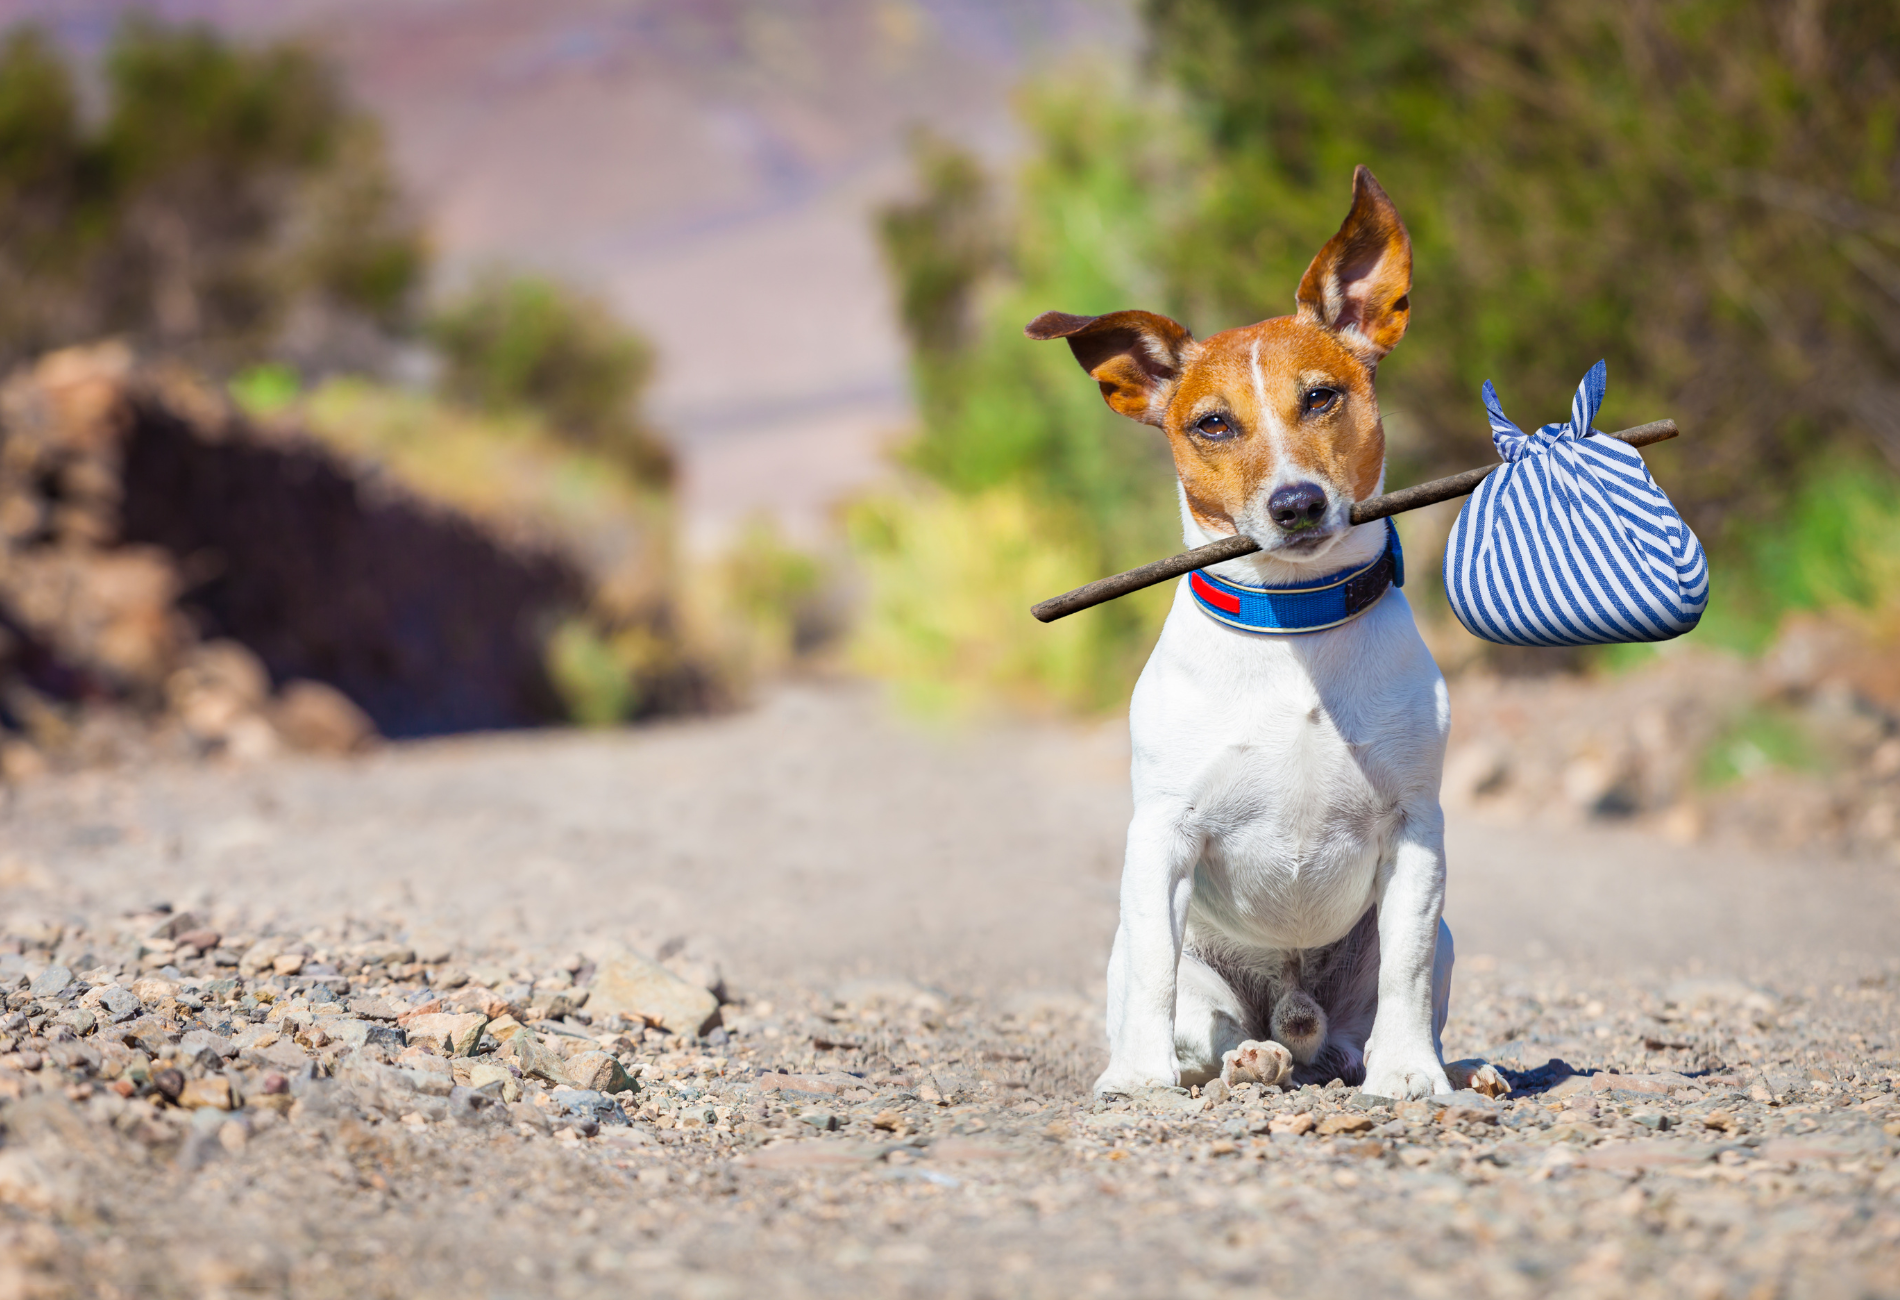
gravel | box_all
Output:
[0,683,1894,1298]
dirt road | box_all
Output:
[1,683,1896,1298]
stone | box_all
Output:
[347,998,402,1022]
[28,966,71,998]
[1268,1112,1316,1137]
[317,1017,406,1053]
[463,1061,521,1104]
[270,679,375,754]
[447,1084,504,1125]
[237,942,283,977]
[566,1050,637,1095]
[483,1013,528,1041]
[129,977,177,1003]
[178,1077,234,1110]
[99,987,141,1022]
[550,1088,630,1127]
[54,1009,95,1036]
[502,1032,577,1088]
[272,954,305,976]
[1317,1113,1375,1136]
[400,1012,487,1057]
[508,1101,552,1136]
[586,954,720,1037]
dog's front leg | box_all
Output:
[1361,805,1454,1100]
[1094,803,1199,1097]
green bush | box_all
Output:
[0,18,422,370]
[860,3,1900,713]
[429,272,673,488]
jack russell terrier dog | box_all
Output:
[1029,167,1503,1101]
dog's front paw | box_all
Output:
[1445,1058,1511,1098]
[1220,1040,1293,1089]
[1362,1052,1451,1100]
[1092,1067,1176,1100]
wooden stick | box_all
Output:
[1030,419,1679,623]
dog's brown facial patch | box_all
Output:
[1160,318,1384,536]
[1026,167,1412,540]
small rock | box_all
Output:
[447,1084,503,1125]
[482,1013,528,1041]
[509,1101,552,1136]
[464,1062,521,1104]
[800,1111,840,1131]
[54,1009,95,1036]
[272,954,306,977]
[178,1077,233,1110]
[99,986,141,1022]
[401,1012,487,1057]
[129,976,178,1003]
[269,679,375,754]
[1268,1112,1317,1137]
[1317,1113,1375,1136]
[587,954,720,1037]
[317,1018,406,1053]
[28,966,72,998]
[550,1088,630,1127]
[566,1050,637,1095]
[175,929,222,953]
[501,1032,577,1088]
[152,1069,185,1102]
[1703,1111,1738,1133]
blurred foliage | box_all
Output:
[847,485,1140,716]
[695,516,833,677]
[857,77,1188,713]
[1145,0,1900,542]
[430,272,674,489]
[296,378,671,564]
[228,361,302,415]
[864,3,1900,712]
[0,19,423,372]
[1698,704,1825,786]
[879,131,1001,357]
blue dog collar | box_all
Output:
[1187,519,1404,635]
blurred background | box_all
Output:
[0,0,1896,861]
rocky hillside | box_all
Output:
[0,345,713,780]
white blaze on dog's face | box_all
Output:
[1026,166,1413,562]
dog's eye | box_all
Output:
[1194,413,1237,440]
[1303,387,1340,414]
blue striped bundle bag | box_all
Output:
[1442,361,1709,646]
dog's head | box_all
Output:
[1027,166,1411,565]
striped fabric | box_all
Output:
[1443,361,1709,647]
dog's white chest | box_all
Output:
[1128,583,1447,952]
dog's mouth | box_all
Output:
[1256,523,1347,560]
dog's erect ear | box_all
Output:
[1296,166,1413,363]
[1024,309,1196,426]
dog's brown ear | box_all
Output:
[1296,166,1413,363]
[1025,309,1196,426]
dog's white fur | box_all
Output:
[1095,491,1457,1100]
[1059,171,1481,1102]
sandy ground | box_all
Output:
[1,682,1897,1298]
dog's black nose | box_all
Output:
[1268,481,1328,531]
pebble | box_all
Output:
[178,1077,234,1111]
[28,966,72,998]
[587,955,718,1037]
[402,1012,487,1057]
[99,986,141,1022]
[550,1088,631,1127]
